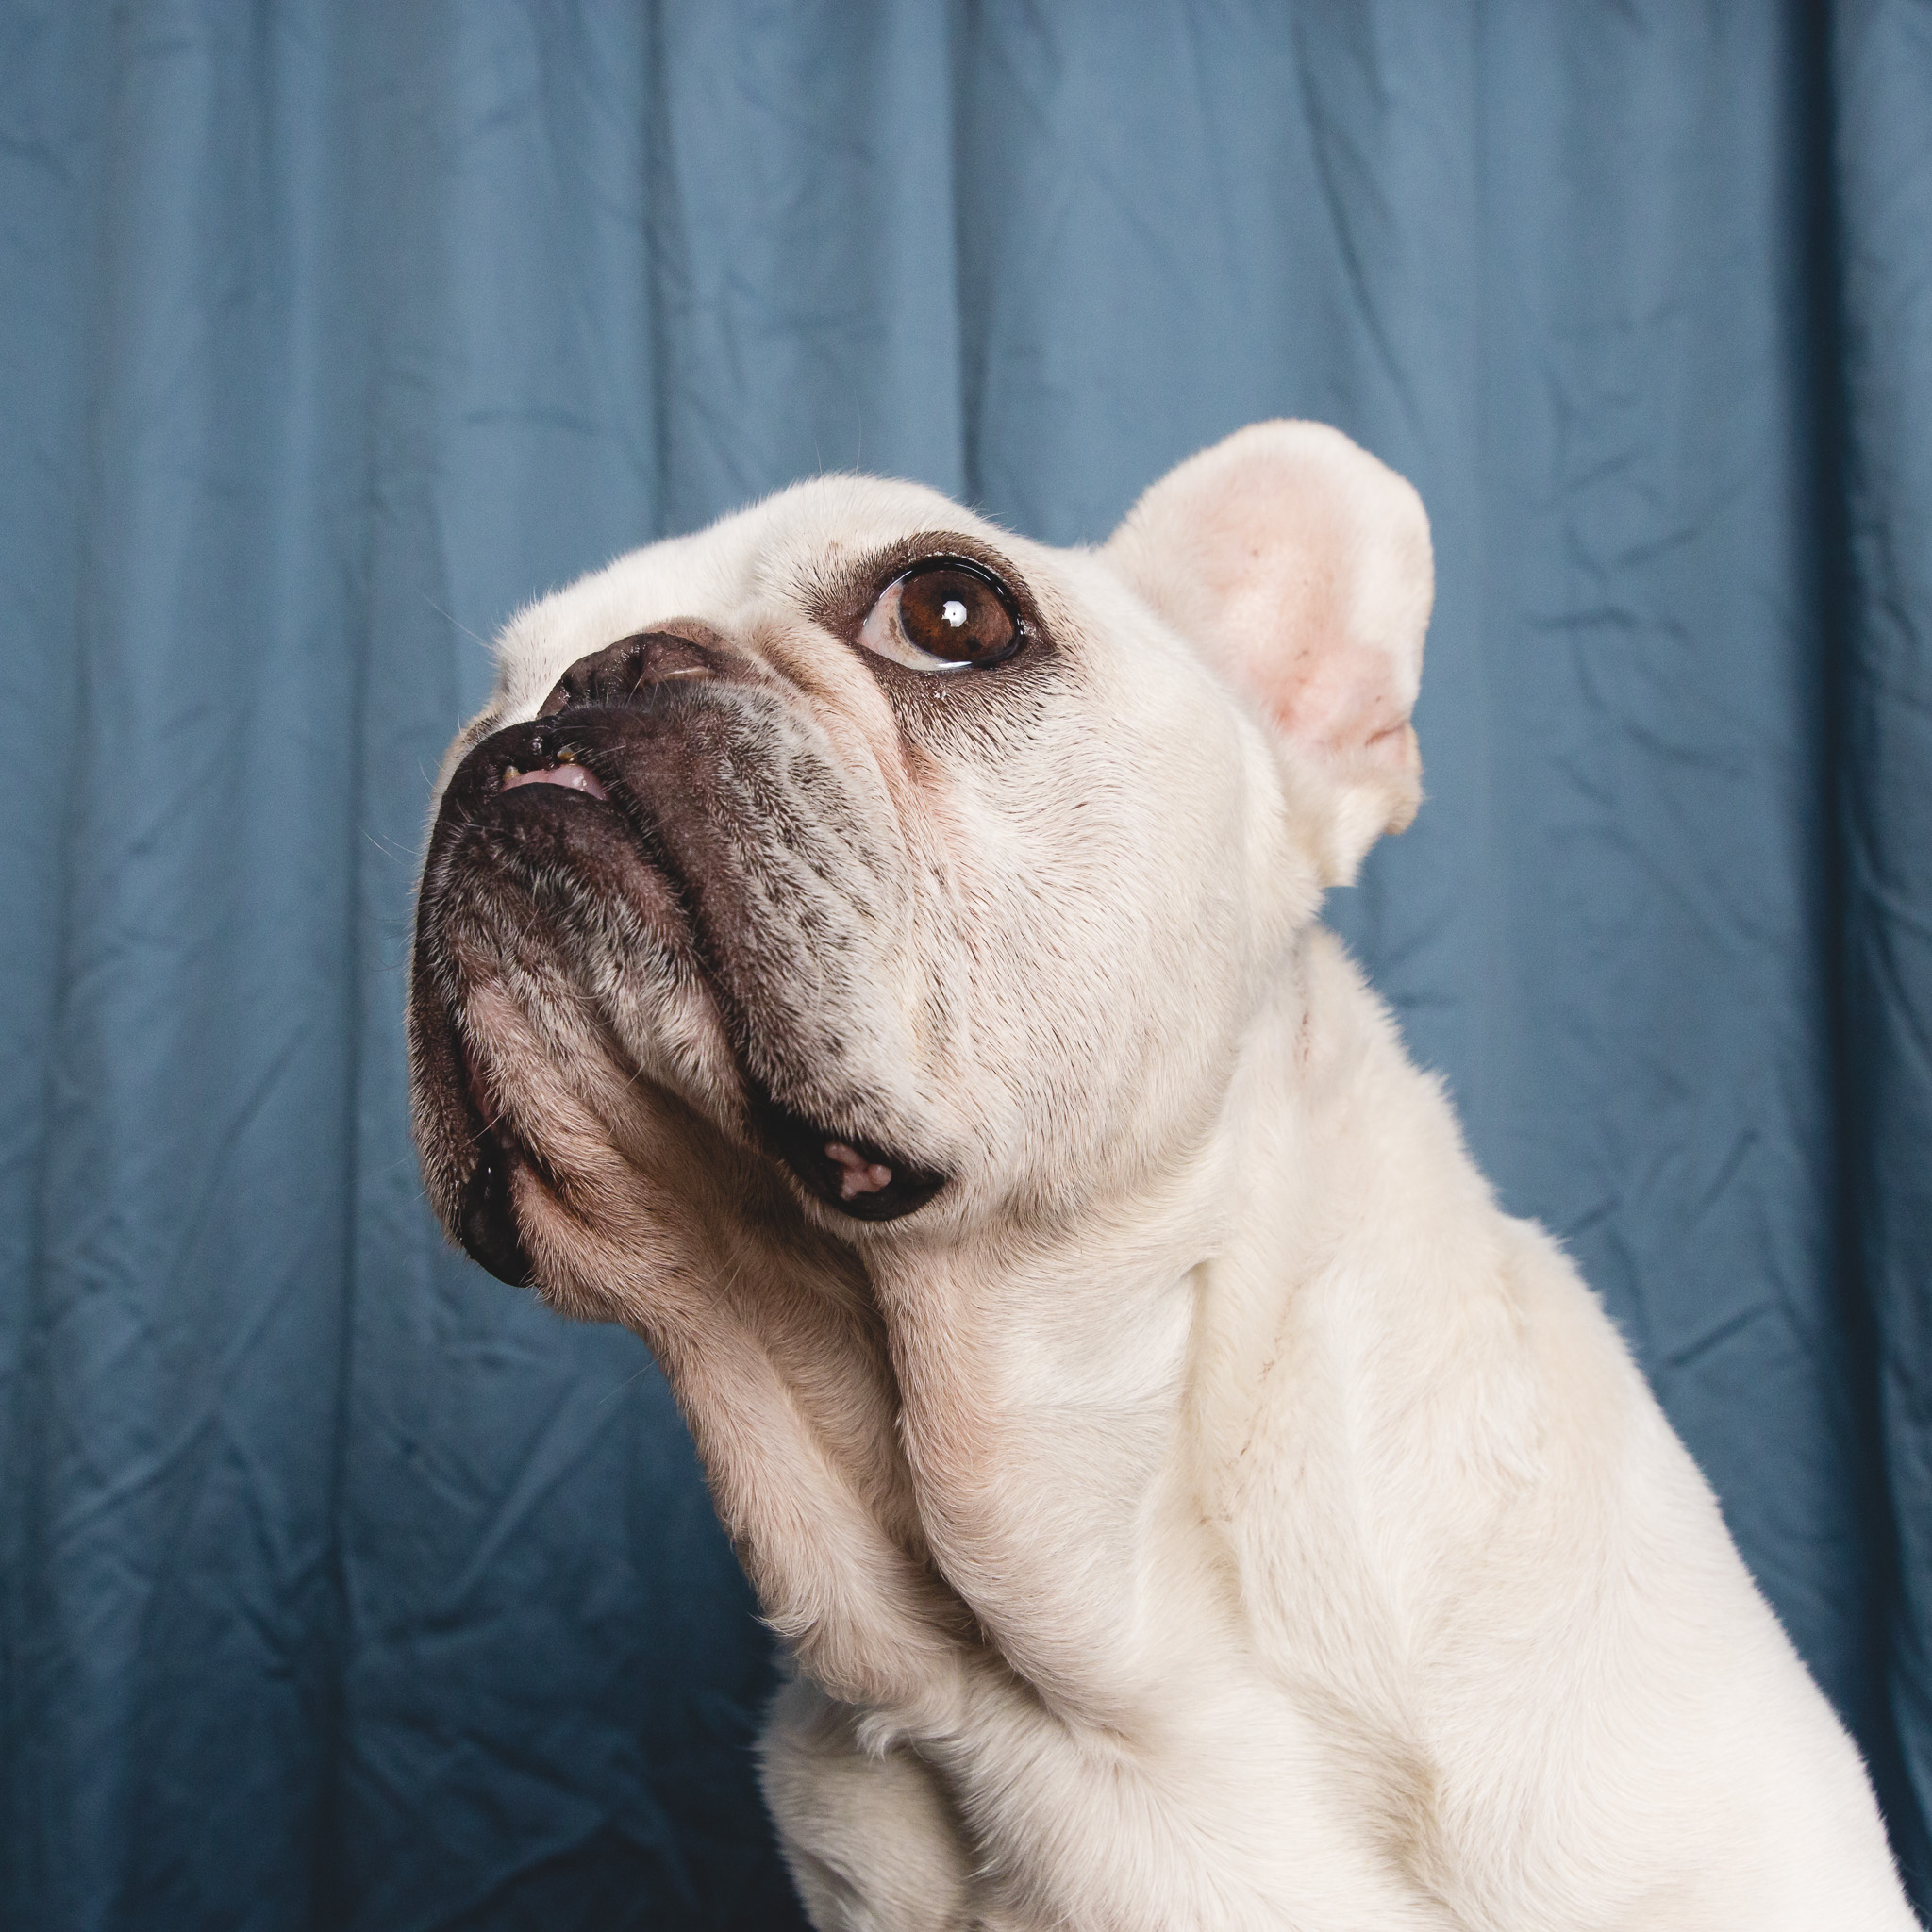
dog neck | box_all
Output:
[854,924,1510,1729]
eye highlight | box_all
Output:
[857,558,1022,673]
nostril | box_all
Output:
[539,628,725,715]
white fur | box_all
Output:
[417,424,1914,1928]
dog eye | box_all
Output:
[857,560,1021,672]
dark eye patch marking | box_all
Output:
[799,530,1065,751]
[805,531,1043,660]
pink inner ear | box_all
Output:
[1203,479,1415,772]
[1109,419,1432,807]
[1257,637,1415,772]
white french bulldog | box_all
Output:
[408,423,1914,1929]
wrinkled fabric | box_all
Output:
[2,4,1929,1925]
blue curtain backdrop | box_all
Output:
[4,3,1931,1926]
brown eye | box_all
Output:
[857,560,1022,672]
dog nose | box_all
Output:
[538,628,725,715]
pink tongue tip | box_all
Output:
[502,762,608,801]
[824,1141,893,1200]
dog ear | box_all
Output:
[1107,421,1434,885]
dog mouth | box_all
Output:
[498,753,609,803]
[751,1086,946,1224]
[454,1037,540,1288]
[416,713,949,1276]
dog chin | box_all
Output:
[425,1037,949,1291]
[413,897,947,1290]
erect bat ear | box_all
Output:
[1106,420,1434,886]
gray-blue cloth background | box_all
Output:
[4,4,1931,1926]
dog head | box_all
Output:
[408,422,1431,1297]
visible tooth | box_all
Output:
[503,765,521,782]
[556,747,576,763]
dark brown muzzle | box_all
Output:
[408,629,746,1285]
[409,624,948,1288]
